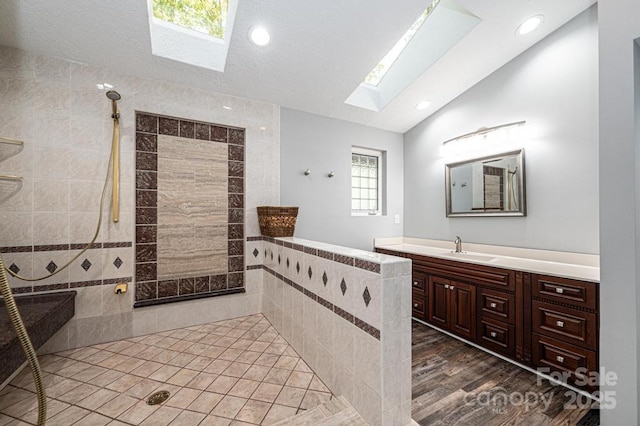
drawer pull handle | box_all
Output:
[556,321,564,328]
[413,303,419,308]
[450,286,454,290]
[555,288,564,294]
[444,284,449,289]
[556,355,564,363]
[413,281,419,287]
[490,332,497,338]
[490,302,497,308]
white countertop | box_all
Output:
[374,237,599,283]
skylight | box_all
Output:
[146,0,239,72]
[364,0,441,87]
[345,0,480,112]
[152,0,229,39]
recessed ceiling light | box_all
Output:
[416,100,431,110]
[516,15,544,35]
[249,27,270,46]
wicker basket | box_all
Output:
[257,206,299,237]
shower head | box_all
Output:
[106,90,121,101]
[106,90,121,119]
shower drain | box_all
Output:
[147,390,170,405]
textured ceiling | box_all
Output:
[0,0,595,133]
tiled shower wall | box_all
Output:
[252,236,412,425]
[0,45,279,351]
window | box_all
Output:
[352,147,385,215]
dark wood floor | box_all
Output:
[411,320,593,426]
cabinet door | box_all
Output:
[449,281,476,340]
[428,276,450,328]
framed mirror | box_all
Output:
[445,149,526,217]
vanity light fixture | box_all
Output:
[516,15,544,35]
[249,26,271,46]
[416,100,431,110]
[441,120,526,157]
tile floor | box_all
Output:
[0,314,334,425]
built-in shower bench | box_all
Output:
[0,291,76,387]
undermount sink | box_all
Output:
[441,252,496,262]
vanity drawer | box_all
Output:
[532,275,597,310]
[412,270,427,294]
[533,333,596,386]
[532,301,597,350]
[412,291,426,319]
[478,316,515,358]
[478,288,515,325]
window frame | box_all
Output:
[351,146,385,216]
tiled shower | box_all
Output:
[0,44,279,349]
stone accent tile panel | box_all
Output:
[134,112,245,305]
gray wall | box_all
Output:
[598,0,640,423]
[280,108,403,250]
[403,8,599,253]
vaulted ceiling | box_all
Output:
[0,0,596,132]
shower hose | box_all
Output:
[0,100,119,426]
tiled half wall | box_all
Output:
[135,112,245,307]
[249,236,413,425]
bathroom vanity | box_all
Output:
[374,237,599,392]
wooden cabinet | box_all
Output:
[530,274,599,389]
[427,276,476,340]
[375,247,599,392]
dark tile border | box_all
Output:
[135,112,245,306]
[133,287,246,308]
[1,242,132,253]
[245,236,380,274]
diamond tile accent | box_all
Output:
[8,263,20,274]
[363,287,371,307]
[296,262,300,274]
[340,278,347,296]
[253,248,259,258]
[322,272,328,286]
[113,257,123,269]
[81,259,92,271]
[286,258,290,269]
[264,249,267,258]
[307,266,312,279]
[271,252,273,261]
[46,261,57,274]
[278,255,281,265]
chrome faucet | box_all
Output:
[454,236,463,253]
